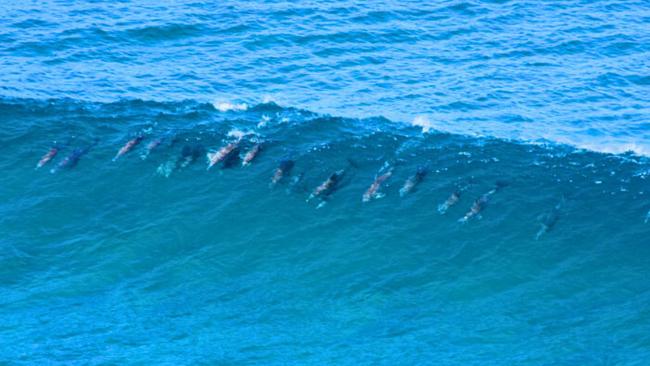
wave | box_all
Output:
[3,95,649,276]
[1,96,649,160]
[410,114,650,157]
[3,95,650,364]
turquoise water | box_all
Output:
[2,1,650,364]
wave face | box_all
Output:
[1,1,649,155]
[2,98,650,364]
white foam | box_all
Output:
[412,115,434,133]
[408,115,650,158]
[572,141,650,157]
[227,128,256,140]
[257,115,271,128]
[213,101,248,112]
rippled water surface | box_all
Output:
[2,0,650,153]
[2,1,650,365]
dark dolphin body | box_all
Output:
[157,143,204,177]
[222,146,241,168]
[536,199,563,239]
[179,144,204,168]
[399,165,428,196]
[50,140,97,174]
[307,169,345,205]
[271,159,294,185]
[459,194,489,223]
[459,181,508,223]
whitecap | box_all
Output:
[227,128,256,140]
[412,115,433,133]
[212,101,248,112]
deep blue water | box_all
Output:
[1,1,650,364]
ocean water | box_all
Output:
[1,1,650,364]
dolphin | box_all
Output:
[50,139,97,173]
[307,169,345,203]
[242,143,262,167]
[536,199,563,240]
[36,145,59,169]
[159,144,203,176]
[141,132,176,160]
[438,180,476,214]
[179,144,204,169]
[399,165,427,197]
[140,137,164,161]
[362,166,393,202]
[36,138,73,169]
[156,144,204,177]
[113,135,143,161]
[207,139,240,170]
[459,194,488,223]
[144,138,163,157]
[271,159,294,185]
[458,181,507,223]
[438,190,461,214]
